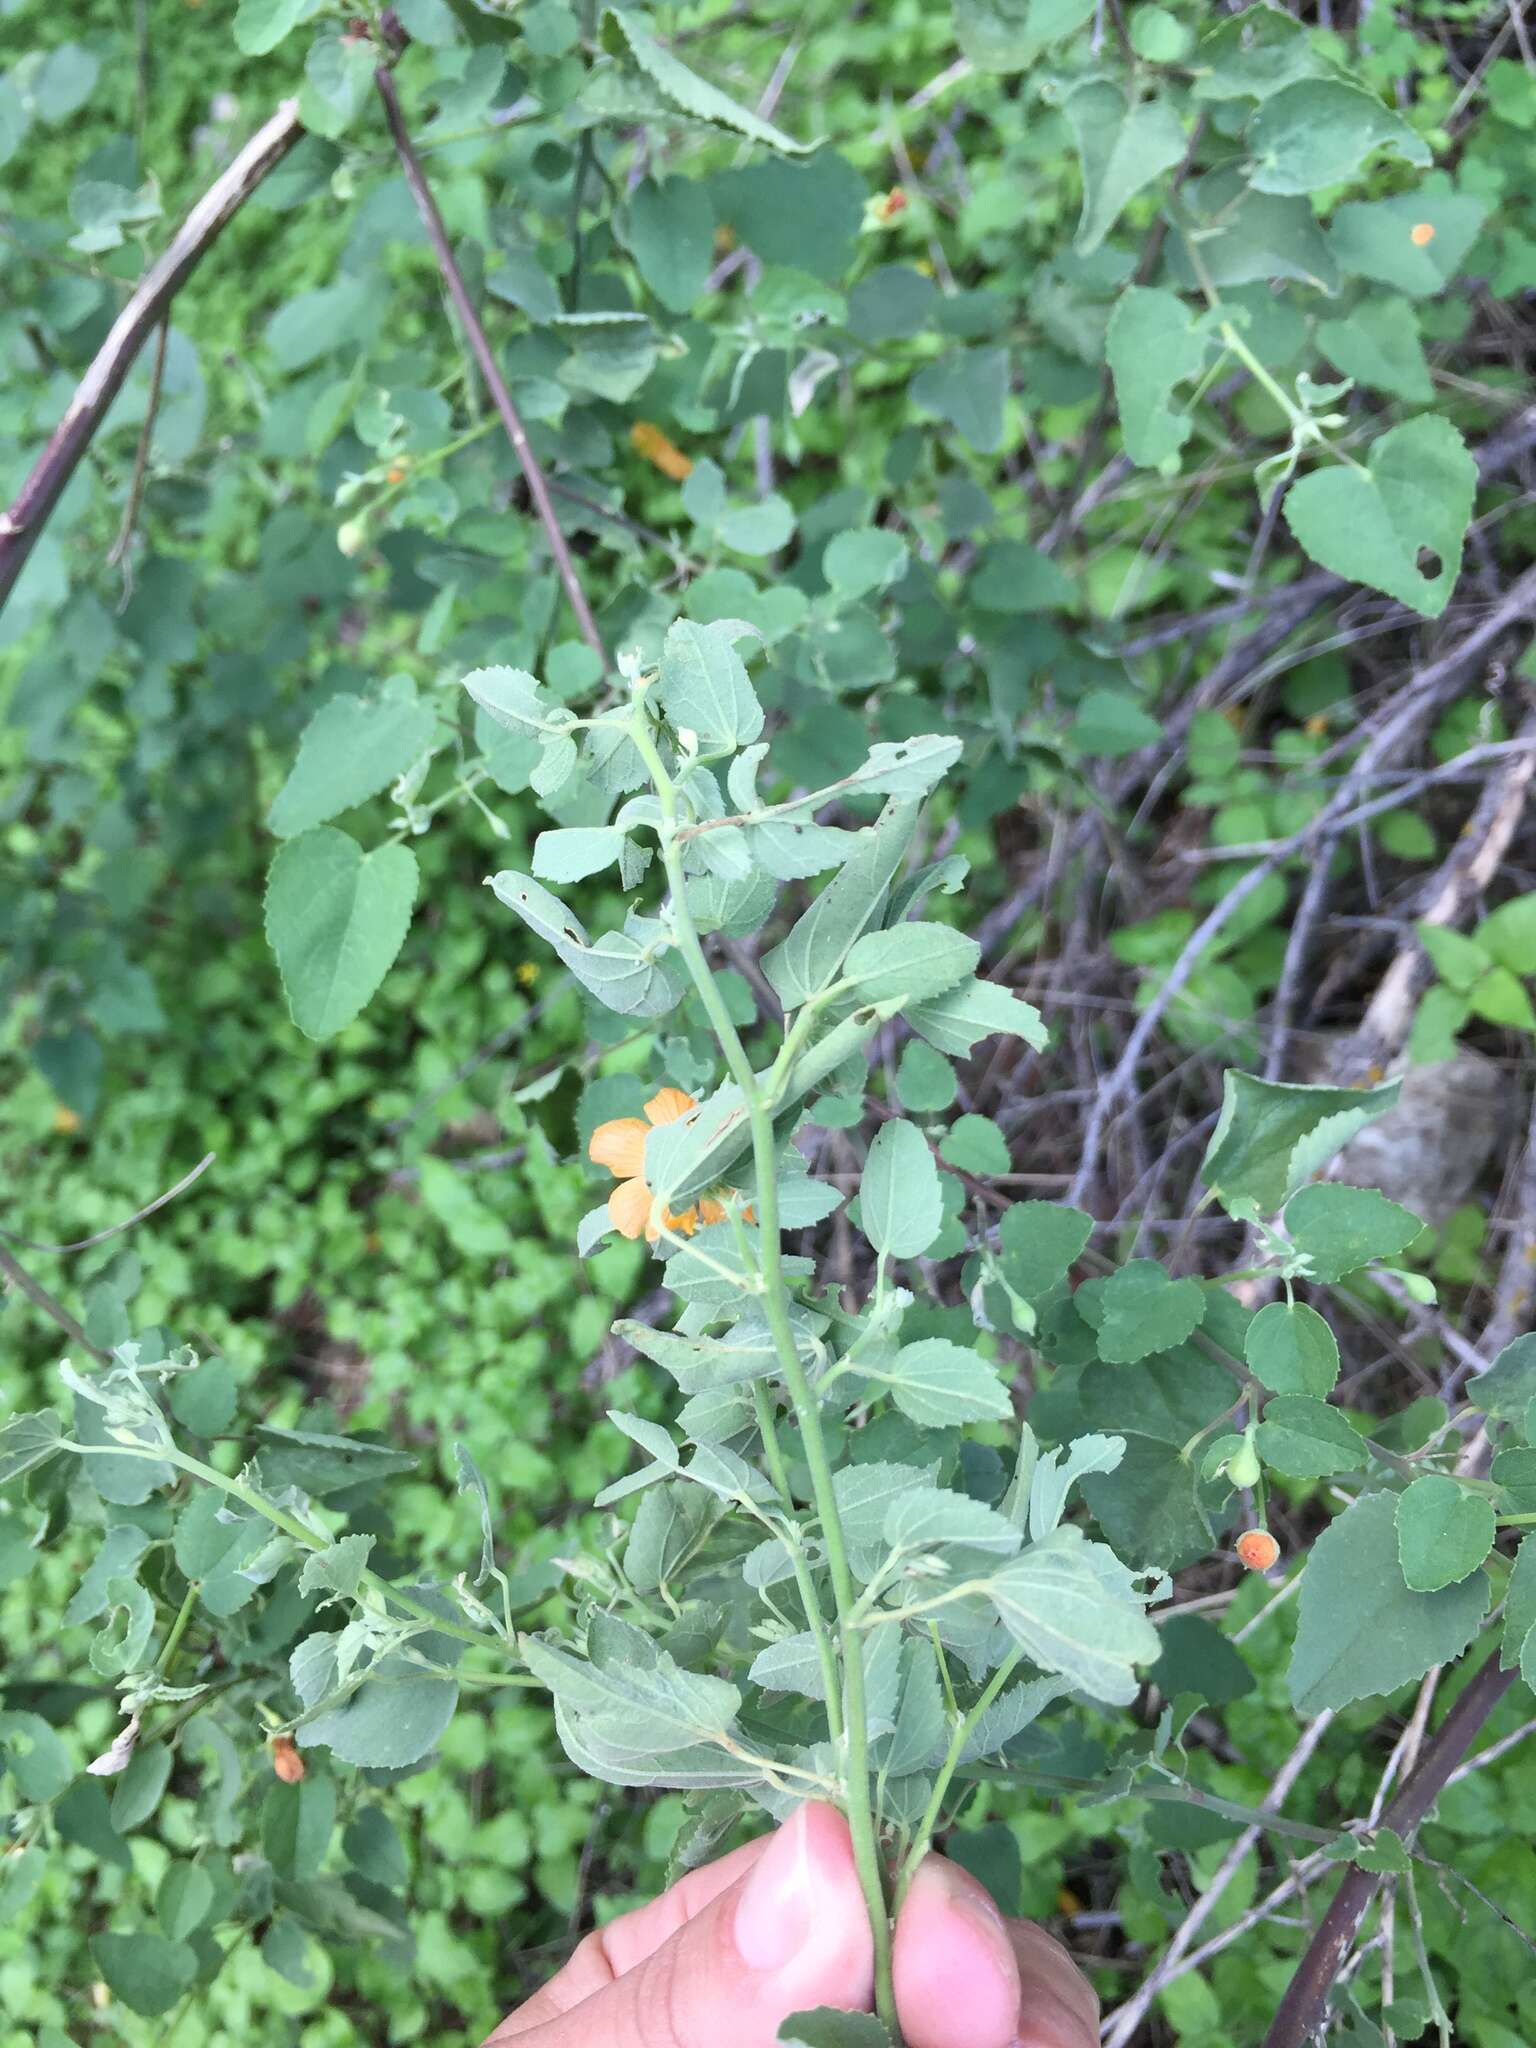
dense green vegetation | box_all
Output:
[3,1,1536,2043]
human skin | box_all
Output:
[485,1801,1100,2048]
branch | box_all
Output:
[374,64,608,669]
[0,100,303,617]
[1260,1653,1518,2048]
[1067,563,1536,1207]
[0,1245,111,1365]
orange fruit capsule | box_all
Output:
[270,1734,306,1783]
[1410,222,1435,247]
[1236,1529,1280,1572]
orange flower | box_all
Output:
[270,1734,306,1783]
[589,1088,706,1241]
[629,420,693,482]
[1410,221,1435,247]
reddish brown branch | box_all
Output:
[373,64,608,669]
[1261,1653,1518,2048]
[0,100,303,616]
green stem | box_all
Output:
[629,705,900,2037]
[63,1440,502,1655]
[896,1646,1024,1907]
[156,1581,201,1678]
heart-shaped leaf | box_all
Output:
[1396,1474,1495,1593]
[265,827,419,1040]
[1282,415,1476,617]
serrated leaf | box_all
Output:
[657,617,764,749]
[833,1462,941,1550]
[1255,1397,1367,1478]
[885,1485,1022,1557]
[1282,1183,1422,1282]
[1289,1492,1487,1714]
[843,923,980,1005]
[953,0,1095,71]
[1282,416,1476,618]
[861,1118,943,1259]
[601,8,808,152]
[989,1542,1160,1705]
[462,665,563,737]
[1396,1475,1495,1593]
[1245,1302,1340,1397]
[910,346,1009,452]
[532,826,628,883]
[960,1673,1068,1761]
[268,675,437,838]
[0,1410,63,1486]
[297,1662,459,1769]
[90,1931,197,2016]
[265,829,419,1040]
[904,979,1047,1059]
[1200,1071,1401,1217]
[489,872,677,1016]
[297,1534,375,1605]
[763,801,918,1009]
[1094,1260,1205,1366]
[862,1338,1012,1426]
[998,1203,1092,1301]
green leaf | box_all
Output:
[111,1741,173,1830]
[1469,965,1536,1032]
[297,1534,375,1605]
[157,1862,216,1943]
[824,530,909,600]
[1500,1538,1536,1671]
[1396,1475,1495,1593]
[711,153,866,280]
[969,540,1074,613]
[532,827,627,884]
[910,347,1010,453]
[658,618,765,748]
[267,675,437,838]
[868,1338,1012,1426]
[1283,1183,1422,1282]
[989,1539,1161,1705]
[264,1774,338,1881]
[1317,296,1432,404]
[1289,1491,1487,1714]
[91,1932,198,2017]
[1282,415,1476,618]
[298,1663,459,1769]
[953,0,1094,69]
[764,801,918,1008]
[1093,1260,1206,1366]
[1255,1396,1367,1478]
[1072,688,1162,757]
[627,177,714,312]
[1245,1301,1340,1397]
[233,0,311,55]
[904,979,1047,1058]
[1467,1335,1536,1422]
[0,1710,73,1801]
[601,8,809,152]
[1200,1071,1402,1217]
[168,1358,236,1436]
[896,1038,957,1112]
[779,2012,893,2047]
[254,1426,417,1497]
[940,1113,1010,1177]
[1106,286,1211,467]
[1061,80,1187,255]
[998,1202,1092,1301]
[462,666,562,738]
[833,1463,940,1550]
[265,828,418,1040]
[1328,186,1489,298]
[843,924,980,1004]
[861,1119,943,1259]
[489,872,678,1017]
[0,1409,63,1486]
[1415,921,1492,992]
[1475,894,1536,975]
[1248,79,1431,196]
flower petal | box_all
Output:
[608,1176,653,1240]
[663,1205,700,1238]
[590,1118,648,1180]
[696,1197,726,1227]
[645,1086,697,1127]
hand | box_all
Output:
[486,1801,1099,2048]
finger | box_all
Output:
[488,1836,773,2040]
[893,1857,1098,2048]
[488,1801,875,2048]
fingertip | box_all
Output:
[732,1801,874,2018]
[893,1856,1021,2048]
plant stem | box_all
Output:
[155,1580,200,1677]
[896,1646,1024,1907]
[630,706,900,2036]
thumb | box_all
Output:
[492,1802,875,2048]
